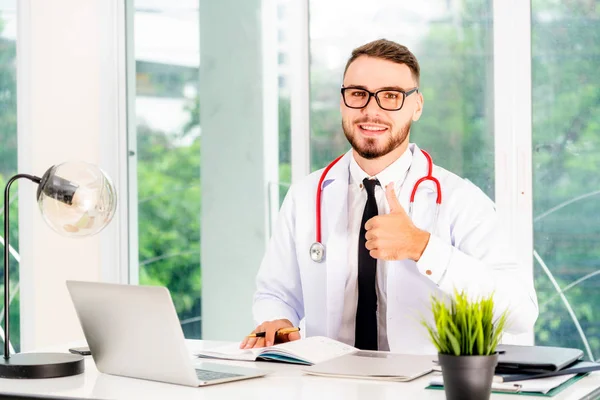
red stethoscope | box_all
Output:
[309,149,442,262]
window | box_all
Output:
[0,1,19,351]
[125,0,600,349]
[308,0,495,198]
[532,1,600,360]
[130,0,280,340]
[131,1,201,338]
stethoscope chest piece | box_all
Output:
[310,242,325,263]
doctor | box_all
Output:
[241,39,538,352]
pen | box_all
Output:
[247,327,300,338]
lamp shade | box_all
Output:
[36,161,117,237]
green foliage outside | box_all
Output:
[0,23,16,173]
[0,14,21,351]
[423,291,507,356]
[0,177,20,352]
[136,121,201,338]
[530,0,600,359]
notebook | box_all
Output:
[303,351,436,382]
[195,336,357,366]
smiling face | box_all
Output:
[341,55,423,161]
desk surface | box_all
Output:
[1,340,599,400]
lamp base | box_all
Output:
[0,353,84,379]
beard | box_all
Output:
[342,117,411,160]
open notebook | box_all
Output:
[195,336,357,366]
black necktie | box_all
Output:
[355,178,379,350]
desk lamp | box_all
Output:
[1,161,117,378]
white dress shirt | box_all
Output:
[338,148,413,351]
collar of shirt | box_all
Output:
[348,147,413,192]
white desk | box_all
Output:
[1,340,599,400]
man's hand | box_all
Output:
[239,319,301,349]
[364,183,431,261]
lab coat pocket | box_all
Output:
[298,255,328,337]
[386,260,440,354]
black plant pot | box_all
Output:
[438,353,498,400]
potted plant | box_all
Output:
[423,291,507,400]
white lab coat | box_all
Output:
[253,143,538,354]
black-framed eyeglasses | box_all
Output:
[341,86,419,111]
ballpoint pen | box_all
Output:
[247,327,301,338]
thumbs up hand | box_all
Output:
[364,183,430,261]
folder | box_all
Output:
[303,351,436,382]
[496,344,584,374]
[427,373,589,396]
[495,360,600,382]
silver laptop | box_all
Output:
[66,280,267,387]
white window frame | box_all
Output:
[288,0,311,183]
[493,0,533,278]
[493,0,534,344]
[124,0,139,285]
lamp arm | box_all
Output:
[3,174,41,359]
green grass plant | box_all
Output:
[423,291,507,356]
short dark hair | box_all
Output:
[344,39,420,85]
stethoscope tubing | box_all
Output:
[310,149,441,263]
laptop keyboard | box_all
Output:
[195,368,243,382]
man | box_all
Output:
[240,39,538,353]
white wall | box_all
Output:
[17,0,127,351]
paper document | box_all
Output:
[303,351,435,382]
[195,336,357,366]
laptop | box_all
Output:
[66,280,267,387]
